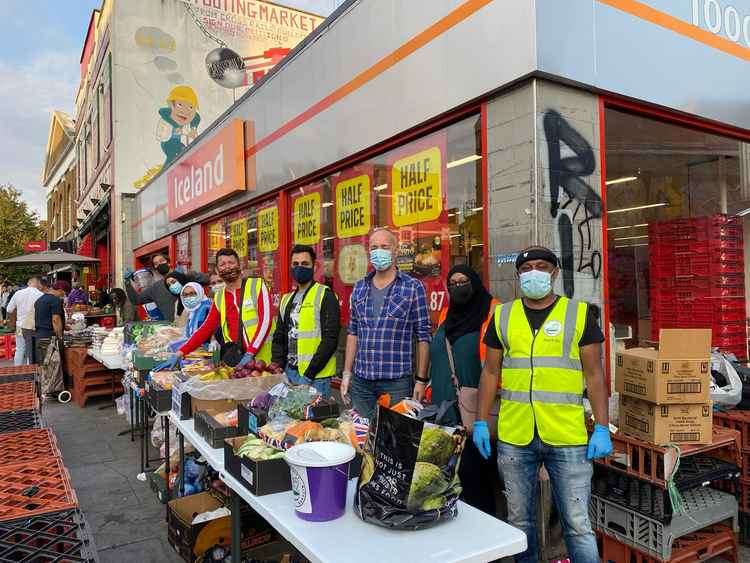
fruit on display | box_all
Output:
[230,360,284,380]
[235,436,284,460]
[198,366,234,381]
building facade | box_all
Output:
[42,111,77,247]
[131,0,750,372]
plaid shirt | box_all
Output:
[348,270,431,381]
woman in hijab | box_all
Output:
[180,282,211,339]
[164,271,189,320]
[428,264,499,515]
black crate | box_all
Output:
[194,411,239,450]
[0,508,98,562]
[237,403,268,436]
[0,410,43,434]
[675,456,740,490]
[146,381,172,414]
[224,437,291,496]
[171,375,192,420]
[740,511,750,546]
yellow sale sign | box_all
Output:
[336,174,371,238]
[293,192,321,245]
[258,206,279,253]
[391,146,443,227]
[230,218,247,258]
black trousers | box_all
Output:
[458,437,499,516]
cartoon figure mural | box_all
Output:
[156,85,201,167]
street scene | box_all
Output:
[0,1,749,562]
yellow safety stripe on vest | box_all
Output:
[215,279,261,343]
[497,301,511,351]
[296,284,324,340]
[502,357,583,370]
[500,388,584,406]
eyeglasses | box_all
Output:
[447,280,471,289]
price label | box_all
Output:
[293,192,321,245]
[391,146,442,227]
[257,206,279,253]
[336,174,371,238]
[230,218,247,258]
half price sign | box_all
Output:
[335,174,371,238]
[293,191,321,245]
[391,145,443,227]
[257,206,279,253]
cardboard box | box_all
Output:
[167,490,275,563]
[615,329,710,404]
[619,395,712,445]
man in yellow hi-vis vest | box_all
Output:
[475,247,611,563]
[271,245,340,396]
[178,248,273,365]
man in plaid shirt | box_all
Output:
[341,228,432,420]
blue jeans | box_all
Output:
[349,375,412,421]
[497,436,597,563]
[14,329,32,366]
[285,367,331,397]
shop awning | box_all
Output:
[0,250,100,265]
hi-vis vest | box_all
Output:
[214,278,274,363]
[495,297,588,446]
[279,283,335,379]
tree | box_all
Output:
[0,184,46,283]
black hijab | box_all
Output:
[443,265,493,344]
[165,271,188,316]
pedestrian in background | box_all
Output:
[341,228,431,420]
[7,276,42,365]
[272,244,340,396]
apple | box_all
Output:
[255,360,267,371]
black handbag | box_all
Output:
[219,280,246,367]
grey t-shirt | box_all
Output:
[370,282,393,318]
[287,291,306,368]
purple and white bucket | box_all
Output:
[284,442,356,522]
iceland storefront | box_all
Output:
[130,0,750,373]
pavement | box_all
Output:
[45,396,183,563]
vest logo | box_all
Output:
[543,320,562,337]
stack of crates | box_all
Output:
[591,427,741,561]
[649,214,747,359]
[0,365,98,562]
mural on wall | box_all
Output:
[542,109,602,300]
[115,0,324,191]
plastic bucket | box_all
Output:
[284,442,355,522]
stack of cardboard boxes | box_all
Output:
[616,329,712,445]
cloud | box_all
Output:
[0,49,80,219]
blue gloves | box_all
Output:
[237,353,255,368]
[587,423,613,459]
[472,420,492,460]
[123,268,135,282]
[153,355,180,372]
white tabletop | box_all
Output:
[87,348,124,370]
[169,413,526,563]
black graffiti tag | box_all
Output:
[543,110,602,298]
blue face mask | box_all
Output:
[370,248,393,271]
[183,296,201,309]
[292,266,314,284]
[519,269,552,300]
[169,281,183,295]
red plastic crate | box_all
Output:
[0,430,60,467]
[0,366,38,377]
[594,427,741,487]
[596,525,737,563]
[0,393,38,414]
[0,458,78,521]
[0,382,35,397]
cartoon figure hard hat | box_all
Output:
[167,85,199,110]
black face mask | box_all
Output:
[292,266,314,284]
[155,263,170,276]
[449,284,474,305]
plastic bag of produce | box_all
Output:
[182,373,286,401]
[354,404,465,530]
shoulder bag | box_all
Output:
[446,338,499,437]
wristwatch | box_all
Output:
[342,370,353,379]
[414,374,430,384]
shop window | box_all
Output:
[206,196,282,308]
[605,107,750,359]
[289,115,484,324]
[175,230,191,271]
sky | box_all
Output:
[0,0,338,221]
